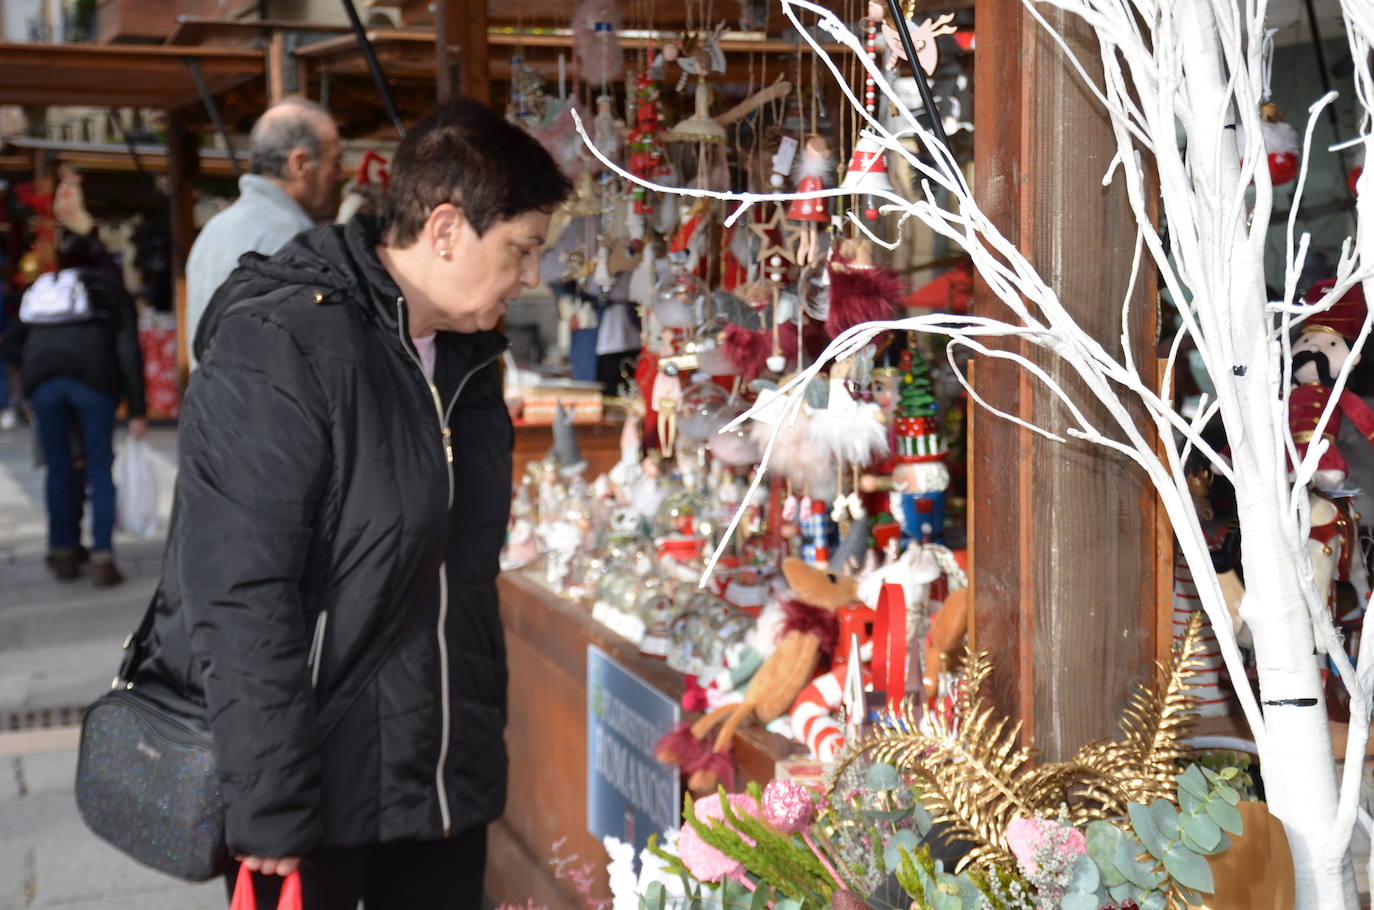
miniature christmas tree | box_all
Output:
[898,348,937,418]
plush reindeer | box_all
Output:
[656,555,857,793]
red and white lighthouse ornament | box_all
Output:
[841,134,894,220]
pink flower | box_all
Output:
[762,779,816,833]
[676,793,760,882]
[1004,816,1086,876]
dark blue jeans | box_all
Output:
[29,377,116,552]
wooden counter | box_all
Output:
[486,569,799,909]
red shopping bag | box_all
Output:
[230,864,302,910]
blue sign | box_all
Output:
[587,645,682,866]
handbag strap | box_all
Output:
[116,510,454,735]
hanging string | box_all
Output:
[1261,27,1278,103]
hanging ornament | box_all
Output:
[840,134,895,221]
[787,135,836,266]
[627,73,671,217]
[571,0,624,88]
[1258,103,1300,186]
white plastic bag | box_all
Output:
[116,437,159,539]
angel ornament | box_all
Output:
[786,135,835,267]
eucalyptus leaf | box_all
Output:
[1163,844,1215,893]
[1086,821,1128,887]
[1181,812,1222,852]
[911,800,935,836]
[1217,785,1241,806]
[865,762,901,791]
[864,807,917,824]
[646,881,668,910]
[1178,785,1203,815]
[884,829,922,870]
[1205,796,1244,835]
[750,882,771,910]
[1062,895,1101,910]
[1108,882,1134,902]
[1140,892,1168,910]
[1177,764,1210,800]
[1128,802,1168,859]
[1115,841,1162,889]
[1220,766,1240,781]
[1150,799,1182,840]
[774,900,802,910]
[1068,853,1101,893]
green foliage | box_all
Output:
[678,789,834,907]
[1063,762,1248,908]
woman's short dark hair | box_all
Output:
[56,231,101,270]
[383,98,572,245]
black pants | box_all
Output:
[226,826,487,910]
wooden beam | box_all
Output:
[970,0,1161,760]
[167,110,199,383]
[457,0,490,106]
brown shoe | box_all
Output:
[46,549,80,581]
[90,552,124,587]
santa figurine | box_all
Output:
[786,135,834,266]
[1288,279,1373,491]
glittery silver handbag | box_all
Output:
[75,588,229,882]
[75,679,228,881]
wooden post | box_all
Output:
[443,0,489,106]
[167,109,199,382]
[267,30,286,104]
[969,0,1160,760]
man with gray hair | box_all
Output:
[184,98,343,369]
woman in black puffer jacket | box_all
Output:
[138,98,570,909]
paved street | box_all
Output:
[0,421,224,909]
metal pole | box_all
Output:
[881,0,951,158]
[184,58,243,177]
[339,0,407,138]
[106,108,147,181]
[1301,0,1352,198]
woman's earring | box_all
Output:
[439,249,452,259]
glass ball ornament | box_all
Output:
[652,487,711,546]
[676,379,730,443]
[652,269,706,329]
[706,407,760,467]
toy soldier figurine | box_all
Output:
[1289,279,1373,491]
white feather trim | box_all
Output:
[807,403,889,465]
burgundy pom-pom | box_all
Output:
[826,264,905,338]
[656,721,709,767]
[782,600,840,657]
[687,749,737,792]
[722,325,772,380]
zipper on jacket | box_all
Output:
[395,297,506,837]
[395,297,455,836]
[307,611,328,689]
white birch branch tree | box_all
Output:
[573,0,1374,903]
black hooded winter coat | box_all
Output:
[140,215,513,858]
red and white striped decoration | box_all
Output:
[1172,550,1229,716]
[791,671,846,761]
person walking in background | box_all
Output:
[184,97,343,369]
[1,232,146,584]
